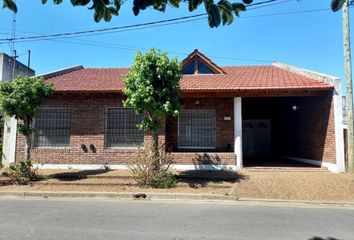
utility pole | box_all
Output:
[343,0,354,173]
[10,3,16,80]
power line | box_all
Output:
[0,0,295,43]
[1,1,332,64]
[0,6,338,64]
[247,0,294,10]
[0,16,207,44]
[242,8,330,18]
[0,14,205,42]
[0,7,338,45]
[9,30,275,63]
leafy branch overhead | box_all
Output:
[331,0,354,11]
[2,0,253,28]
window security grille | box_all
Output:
[105,108,144,148]
[33,109,72,148]
[178,109,216,149]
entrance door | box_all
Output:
[243,119,272,157]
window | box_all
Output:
[33,109,72,148]
[105,108,144,148]
[198,61,214,74]
[182,58,215,75]
[178,109,216,149]
[182,61,195,74]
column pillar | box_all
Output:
[2,116,17,166]
[234,97,243,170]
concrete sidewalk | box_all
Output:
[1,190,354,209]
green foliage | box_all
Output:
[123,48,182,132]
[0,76,54,137]
[129,143,175,188]
[331,0,346,11]
[150,171,176,188]
[331,0,354,11]
[1,160,42,185]
[2,0,253,27]
[0,76,54,161]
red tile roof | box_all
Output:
[44,65,332,93]
[46,68,129,92]
[181,65,332,91]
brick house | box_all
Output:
[12,50,345,172]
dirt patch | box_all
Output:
[1,169,354,201]
[231,170,354,201]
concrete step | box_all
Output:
[243,167,328,172]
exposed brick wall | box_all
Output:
[242,93,336,163]
[166,98,234,152]
[284,94,336,163]
[16,93,153,164]
[15,92,337,166]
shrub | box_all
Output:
[129,143,176,188]
[1,160,41,185]
[150,171,176,189]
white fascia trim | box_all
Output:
[272,62,340,86]
[171,164,238,171]
[284,156,341,173]
[33,163,239,171]
[33,164,127,170]
[36,65,83,79]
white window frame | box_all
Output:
[177,109,216,150]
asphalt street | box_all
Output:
[0,198,353,240]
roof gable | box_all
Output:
[40,50,333,93]
[182,49,226,75]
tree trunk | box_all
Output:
[24,135,31,161]
[151,128,159,172]
[23,118,32,161]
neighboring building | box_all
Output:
[12,50,345,172]
[1,53,35,165]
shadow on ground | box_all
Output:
[172,153,247,188]
[176,170,246,188]
[48,170,111,181]
[308,237,342,240]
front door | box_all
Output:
[243,119,272,157]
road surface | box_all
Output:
[0,198,353,240]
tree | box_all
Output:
[2,0,353,28]
[331,0,354,11]
[0,76,54,161]
[123,48,182,169]
[2,0,253,28]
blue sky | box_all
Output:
[0,0,353,93]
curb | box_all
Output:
[0,191,236,202]
[1,191,354,208]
